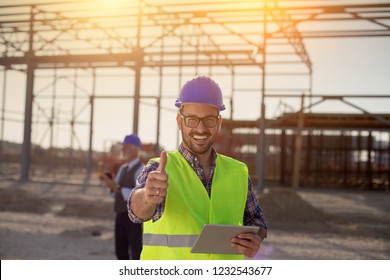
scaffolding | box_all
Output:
[0,0,389,189]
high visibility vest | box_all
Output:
[141,150,248,260]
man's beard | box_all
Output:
[182,132,215,156]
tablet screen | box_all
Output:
[191,224,259,255]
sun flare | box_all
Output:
[94,0,130,8]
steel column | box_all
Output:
[258,5,267,193]
[87,69,96,175]
[0,69,7,175]
[20,6,35,182]
[133,0,143,135]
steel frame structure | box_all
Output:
[0,0,389,188]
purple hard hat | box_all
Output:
[122,134,142,148]
[175,76,226,111]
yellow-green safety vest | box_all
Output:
[141,150,248,260]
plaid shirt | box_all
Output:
[128,143,267,238]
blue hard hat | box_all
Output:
[175,76,226,111]
[122,134,142,148]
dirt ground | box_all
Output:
[0,178,389,260]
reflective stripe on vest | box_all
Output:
[143,233,198,247]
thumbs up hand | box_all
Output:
[157,150,167,173]
[144,151,169,205]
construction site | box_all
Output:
[0,0,389,260]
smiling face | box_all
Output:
[176,103,222,157]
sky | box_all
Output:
[1,0,390,153]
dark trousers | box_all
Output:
[115,212,143,260]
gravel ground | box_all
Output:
[0,179,389,260]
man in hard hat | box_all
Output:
[128,76,267,260]
[101,134,144,260]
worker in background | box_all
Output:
[101,134,144,260]
[128,76,267,260]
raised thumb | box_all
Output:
[157,151,167,173]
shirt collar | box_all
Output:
[178,143,217,168]
[125,158,140,171]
